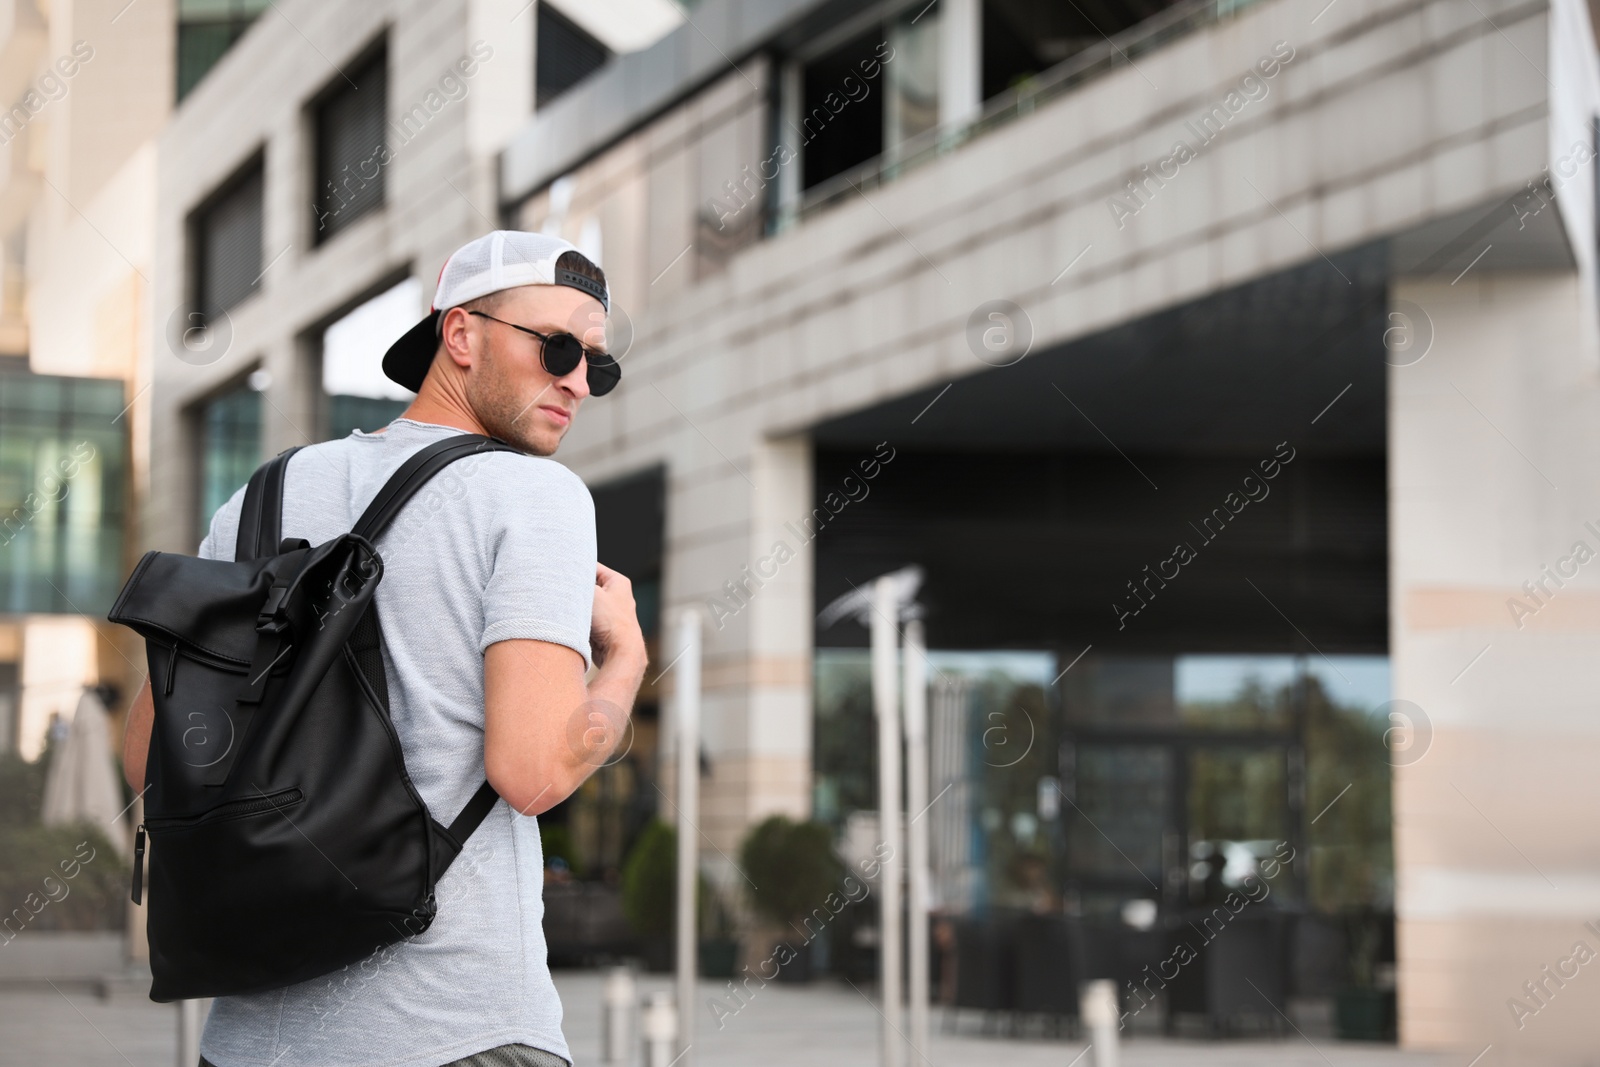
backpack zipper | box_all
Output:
[131,824,145,905]
[143,788,305,833]
[158,638,252,678]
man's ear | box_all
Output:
[440,307,476,370]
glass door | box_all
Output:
[1065,742,1173,916]
[1185,744,1293,906]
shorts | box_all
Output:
[200,1045,568,1067]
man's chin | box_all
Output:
[516,426,565,457]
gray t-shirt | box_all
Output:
[196,419,594,1067]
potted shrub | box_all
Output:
[620,820,729,974]
[1335,911,1397,1039]
[698,884,739,979]
[620,820,677,971]
[738,816,845,983]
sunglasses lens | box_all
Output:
[587,355,621,397]
[542,334,585,377]
[541,330,620,396]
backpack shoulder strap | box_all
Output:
[352,434,521,848]
[448,781,502,843]
[235,446,304,561]
[351,434,519,544]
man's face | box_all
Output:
[453,284,608,456]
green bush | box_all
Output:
[0,748,51,826]
[619,819,725,940]
[0,740,129,934]
[0,823,127,933]
[739,816,843,926]
[621,820,677,937]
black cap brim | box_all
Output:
[381,310,442,393]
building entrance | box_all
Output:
[810,248,1397,1031]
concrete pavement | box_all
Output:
[0,971,1455,1067]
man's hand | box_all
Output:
[591,562,646,669]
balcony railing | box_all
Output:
[783,0,1269,228]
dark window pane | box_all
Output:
[197,385,261,542]
[325,395,407,440]
[982,0,1184,101]
[536,3,609,109]
[176,0,271,101]
[591,467,664,638]
[1071,744,1170,885]
[194,163,264,316]
[315,50,389,242]
[800,30,885,190]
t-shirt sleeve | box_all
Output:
[479,459,596,668]
[197,484,248,562]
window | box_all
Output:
[320,278,417,439]
[788,0,1194,202]
[885,5,941,159]
[0,370,128,616]
[192,158,264,318]
[591,467,665,640]
[314,48,389,243]
[798,30,887,191]
[982,0,1181,100]
[536,3,609,109]
[196,383,262,541]
[794,5,940,193]
[177,0,271,102]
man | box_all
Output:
[122,231,647,1067]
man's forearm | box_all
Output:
[569,647,648,773]
[515,650,648,815]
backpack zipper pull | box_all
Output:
[131,825,145,905]
[163,644,178,696]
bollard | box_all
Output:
[1080,979,1120,1067]
[177,999,203,1067]
[601,966,638,1065]
[640,989,679,1067]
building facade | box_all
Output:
[0,0,173,759]
[493,0,1600,1057]
[148,0,1600,1059]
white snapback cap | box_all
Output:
[382,230,610,392]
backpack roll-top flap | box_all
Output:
[110,535,383,660]
[110,549,287,666]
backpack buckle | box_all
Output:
[256,585,290,635]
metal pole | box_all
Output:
[177,999,202,1067]
[674,608,701,1067]
[902,619,929,1063]
[870,576,903,1067]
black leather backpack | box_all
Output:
[109,433,517,1002]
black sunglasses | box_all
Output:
[467,310,621,397]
